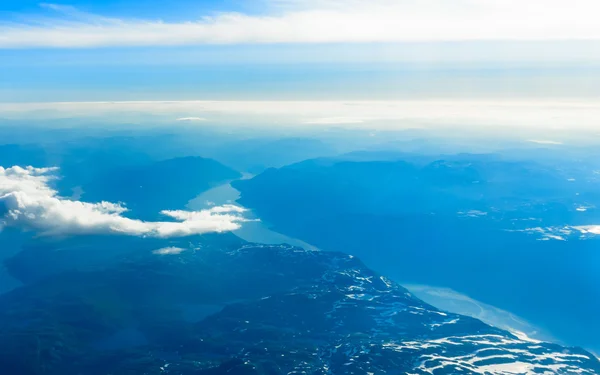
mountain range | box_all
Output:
[233,153,600,352]
[0,233,597,375]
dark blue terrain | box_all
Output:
[0,233,598,375]
[234,152,600,352]
[1,128,599,374]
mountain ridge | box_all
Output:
[0,235,597,374]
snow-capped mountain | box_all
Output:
[0,235,596,374]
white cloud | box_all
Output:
[303,116,370,125]
[574,225,600,235]
[517,225,600,240]
[176,117,208,122]
[3,100,600,134]
[3,1,600,48]
[0,166,247,238]
[153,246,186,255]
[528,140,563,145]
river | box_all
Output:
[187,178,319,251]
[187,179,552,347]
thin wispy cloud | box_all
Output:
[2,1,600,48]
[303,116,370,125]
[176,117,208,122]
[0,166,247,238]
[528,140,564,145]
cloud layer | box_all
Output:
[0,166,247,238]
[2,1,600,48]
[3,100,600,134]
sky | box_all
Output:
[2,0,600,101]
[4,0,600,46]
[1,2,600,242]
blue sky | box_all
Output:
[4,61,600,103]
[2,1,600,101]
[1,0,261,20]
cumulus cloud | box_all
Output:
[2,1,600,48]
[0,166,247,238]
